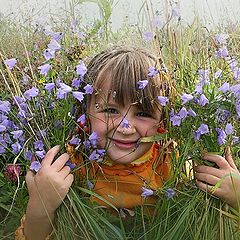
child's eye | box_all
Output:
[137,112,152,118]
[103,108,119,114]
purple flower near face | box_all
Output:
[76,61,87,77]
[218,82,229,93]
[188,108,197,117]
[72,91,84,102]
[137,80,148,90]
[43,49,55,61]
[170,115,181,126]
[216,128,227,145]
[4,58,17,69]
[215,33,228,45]
[10,130,23,140]
[34,140,44,150]
[24,150,33,161]
[0,125,6,132]
[72,78,81,89]
[77,114,86,124]
[225,123,233,135]
[45,83,55,93]
[148,66,159,77]
[216,46,229,58]
[89,149,105,162]
[143,31,154,41]
[35,150,46,159]
[178,107,188,119]
[24,87,39,100]
[69,136,81,145]
[84,84,94,94]
[0,101,11,114]
[195,124,209,140]
[11,142,22,154]
[47,39,61,51]
[121,118,130,128]
[181,93,193,104]
[83,140,91,148]
[157,96,168,106]
[166,188,176,200]
[198,94,209,107]
[65,160,76,171]
[89,131,98,147]
[30,161,42,172]
[38,64,51,76]
[141,187,154,198]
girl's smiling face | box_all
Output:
[87,80,162,164]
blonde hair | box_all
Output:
[84,46,169,114]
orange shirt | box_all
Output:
[68,143,170,209]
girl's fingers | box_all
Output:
[196,180,221,196]
[52,153,69,171]
[63,174,74,188]
[202,154,230,169]
[195,172,220,186]
[59,166,71,179]
[194,165,222,178]
[41,145,61,167]
[225,146,238,170]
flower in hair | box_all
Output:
[137,80,148,90]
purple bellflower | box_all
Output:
[195,124,209,140]
[72,91,84,102]
[4,58,17,69]
[30,161,42,172]
[84,84,94,94]
[76,61,87,77]
[121,118,130,128]
[89,131,99,147]
[38,64,51,76]
[137,80,148,90]
[143,31,154,41]
[181,93,193,104]
[157,96,169,106]
[141,187,154,198]
[24,87,39,100]
[166,188,176,200]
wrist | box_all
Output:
[26,199,55,220]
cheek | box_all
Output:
[139,121,159,136]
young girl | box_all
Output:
[16,46,240,240]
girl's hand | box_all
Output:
[195,146,240,210]
[26,145,74,218]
